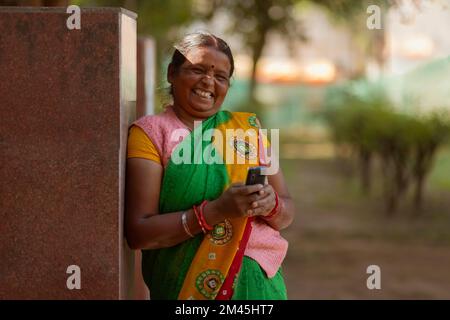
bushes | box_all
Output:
[325,92,450,215]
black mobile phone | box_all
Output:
[246,166,267,186]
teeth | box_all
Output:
[194,89,213,99]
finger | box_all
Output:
[229,183,246,195]
[261,184,274,194]
[252,195,275,215]
[258,193,275,209]
[248,191,271,207]
[229,182,245,189]
[248,191,269,202]
[237,184,264,195]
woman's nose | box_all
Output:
[201,73,214,85]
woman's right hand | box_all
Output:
[208,183,265,220]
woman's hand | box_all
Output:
[246,184,277,217]
[207,183,275,220]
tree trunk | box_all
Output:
[249,33,267,104]
[359,149,372,195]
[413,173,425,215]
[386,191,397,216]
[412,148,436,216]
[394,158,408,198]
[381,156,397,216]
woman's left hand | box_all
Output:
[246,184,276,217]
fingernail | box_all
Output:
[259,190,265,195]
[252,202,258,208]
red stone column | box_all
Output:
[0,7,137,299]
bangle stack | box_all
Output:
[181,200,214,237]
[193,200,213,234]
[263,191,281,220]
[181,201,215,237]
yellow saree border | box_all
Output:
[177,112,262,300]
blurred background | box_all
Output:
[3,0,450,299]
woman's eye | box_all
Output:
[192,68,203,74]
[216,75,228,82]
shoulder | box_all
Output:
[132,107,185,139]
[133,108,172,129]
[229,110,255,118]
[228,111,261,128]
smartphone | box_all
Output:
[246,166,267,186]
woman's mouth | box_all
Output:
[192,88,214,100]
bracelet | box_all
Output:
[181,210,194,238]
[193,200,214,234]
[263,191,280,220]
[199,200,214,231]
[193,205,207,234]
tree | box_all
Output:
[326,93,450,216]
[313,0,392,78]
[410,113,450,213]
[204,0,307,103]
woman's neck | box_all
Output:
[171,105,204,131]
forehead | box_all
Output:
[184,46,231,73]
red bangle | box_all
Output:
[193,205,207,234]
[193,200,213,233]
[199,200,213,231]
[264,192,280,220]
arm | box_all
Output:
[264,168,295,230]
[125,158,208,250]
[125,158,264,250]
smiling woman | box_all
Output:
[167,33,233,126]
[125,32,295,300]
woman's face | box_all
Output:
[168,46,231,119]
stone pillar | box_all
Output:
[133,36,157,300]
[0,7,137,299]
[136,36,156,118]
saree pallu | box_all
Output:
[140,110,285,300]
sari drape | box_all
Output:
[140,110,284,300]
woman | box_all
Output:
[125,32,295,300]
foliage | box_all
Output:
[325,89,450,215]
[204,0,307,103]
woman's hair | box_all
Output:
[170,31,235,77]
